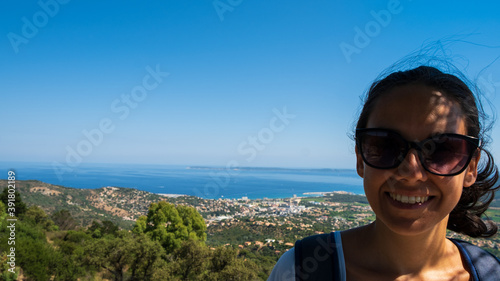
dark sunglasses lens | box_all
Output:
[360,131,406,168]
[423,136,474,175]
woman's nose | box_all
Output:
[395,149,429,183]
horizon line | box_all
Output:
[0,160,355,171]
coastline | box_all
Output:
[157,193,187,198]
[156,190,364,200]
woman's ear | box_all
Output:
[355,145,365,178]
[463,149,481,187]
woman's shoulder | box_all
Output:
[268,232,346,281]
[449,238,500,280]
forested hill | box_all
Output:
[0,179,176,229]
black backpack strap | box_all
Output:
[450,238,500,281]
[295,232,341,281]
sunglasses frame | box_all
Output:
[355,128,481,176]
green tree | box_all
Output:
[133,215,147,234]
[0,200,5,215]
[0,201,6,228]
[23,205,58,231]
[0,253,19,281]
[51,209,78,230]
[204,246,259,281]
[83,231,169,281]
[52,230,94,280]
[133,201,207,253]
[10,221,58,280]
[0,188,27,217]
[177,205,207,241]
[0,205,58,280]
[169,239,209,281]
[52,250,87,281]
[83,231,135,281]
[128,234,166,281]
[101,220,119,235]
[62,230,93,245]
[88,220,119,238]
[150,259,174,281]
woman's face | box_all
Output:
[356,83,479,236]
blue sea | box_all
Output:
[0,162,364,199]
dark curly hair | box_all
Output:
[356,65,499,238]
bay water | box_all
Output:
[0,162,364,199]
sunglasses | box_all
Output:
[355,128,480,176]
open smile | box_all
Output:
[389,193,430,204]
[386,192,435,209]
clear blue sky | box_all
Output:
[1,0,500,169]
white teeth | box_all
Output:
[389,193,429,204]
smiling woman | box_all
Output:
[268,64,500,281]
